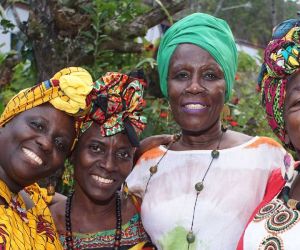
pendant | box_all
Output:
[186,231,195,243]
[149,165,158,174]
[211,149,220,159]
[195,182,204,192]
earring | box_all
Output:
[122,181,129,200]
[46,176,57,196]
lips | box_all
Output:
[91,174,114,184]
[22,148,43,166]
[182,102,208,112]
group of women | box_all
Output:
[0,10,300,250]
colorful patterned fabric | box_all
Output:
[59,213,152,250]
[0,67,93,131]
[258,20,300,147]
[0,179,62,249]
[157,13,237,102]
[82,72,147,146]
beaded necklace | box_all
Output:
[144,127,227,249]
[65,191,122,250]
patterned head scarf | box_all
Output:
[81,72,147,147]
[258,19,300,148]
[157,13,238,102]
[0,67,93,148]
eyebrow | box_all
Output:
[171,62,223,71]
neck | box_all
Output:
[176,120,224,150]
[0,165,23,194]
[72,184,117,218]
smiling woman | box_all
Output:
[50,72,156,250]
[0,67,93,249]
[126,13,290,250]
[238,18,300,250]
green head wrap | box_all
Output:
[157,13,237,102]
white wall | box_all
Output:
[0,6,29,53]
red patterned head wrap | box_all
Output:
[258,19,300,148]
[81,72,147,147]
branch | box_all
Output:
[99,39,144,53]
[108,0,187,40]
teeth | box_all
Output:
[22,148,43,165]
[92,175,114,184]
[184,104,206,109]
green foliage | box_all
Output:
[0,59,36,114]
[141,97,179,139]
[0,19,15,33]
[76,0,150,78]
[228,51,278,140]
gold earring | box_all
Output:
[122,182,129,200]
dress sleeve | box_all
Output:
[236,167,286,249]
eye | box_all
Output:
[30,121,44,131]
[116,151,131,160]
[173,71,190,81]
[89,144,104,153]
[54,137,67,152]
[203,72,218,81]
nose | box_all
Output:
[36,135,53,153]
[103,154,117,172]
[185,75,206,94]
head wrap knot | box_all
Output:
[258,21,300,146]
[50,67,94,115]
[157,12,238,102]
[82,72,147,147]
[0,67,93,127]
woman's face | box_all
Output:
[168,43,226,133]
[284,71,300,155]
[73,123,134,202]
[0,103,76,190]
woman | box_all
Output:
[126,13,288,250]
[50,72,156,250]
[0,67,93,249]
[238,18,300,250]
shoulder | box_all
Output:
[121,195,141,223]
[136,146,166,165]
[222,130,253,148]
[223,130,283,149]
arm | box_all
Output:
[134,134,173,164]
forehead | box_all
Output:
[170,43,219,66]
[9,103,75,133]
[14,103,70,121]
[79,123,132,148]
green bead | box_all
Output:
[195,182,204,192]
[186,231,195,243]
[149,165,158,174]
[211,149,219,159]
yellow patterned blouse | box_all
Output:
[0,180,62,249]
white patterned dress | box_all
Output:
[126,137,288,250]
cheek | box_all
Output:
[168,80,184,98]
[119,162,132,180]
[286,113,300,146]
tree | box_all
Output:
[1,0,187,80]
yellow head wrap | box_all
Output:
[0,67,93,127]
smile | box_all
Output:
[22,148,43,166]
[184,103,207,110]
[91,174,114,184]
